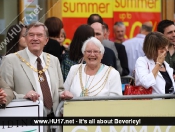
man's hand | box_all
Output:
[60,90,73,100]
[0,89,7,104]
[24,90,40,102]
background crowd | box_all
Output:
[0,13,175,132]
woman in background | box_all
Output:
[44,17,63,62]
[61,24,95,81]
[6,23,27,55]
[135,32,175,94]
[57,28,68,54]
[57,28,66,46]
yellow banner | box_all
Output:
[113,0,161,12]
[64,99,175,132]
[62,0,113,18]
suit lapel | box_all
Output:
[18,50,37,91]
[43,53,54,94]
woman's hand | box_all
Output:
[152,50,167,78]
[60,90,73,100]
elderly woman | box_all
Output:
[64,37,122,97]
[135,32,175,94]
[61,24,95,81]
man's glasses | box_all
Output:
[28,33,44,38]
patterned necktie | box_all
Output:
[37,57,53,110]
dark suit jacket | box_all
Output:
[115,43,129,76]
[101,47,117,69]
[102,39,122,74]
[43,38,62,62]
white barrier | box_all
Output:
[0,99,43,132]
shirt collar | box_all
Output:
[26,47,44,65]
[136,34,146,38]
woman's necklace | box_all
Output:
[159,63,165,72]
[160,64,164,68]
[85,65,98,86]
[83,65,100,96]
[79,64,112,96]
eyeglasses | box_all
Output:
[84,50,101,55]
[28,33,45,38]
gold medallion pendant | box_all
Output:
[83,89,88,96]
[15,52,50,83]
[38,75,45,82]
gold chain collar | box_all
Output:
[79,64,112,97]
[15,52,50,76]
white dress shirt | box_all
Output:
[26,48,53,114]
[123,34,145,75]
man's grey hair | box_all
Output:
[25,21,49,37]
[114,21,125,27]
[81,37,105,54]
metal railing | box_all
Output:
[56,94,175,117]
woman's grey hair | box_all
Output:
[81,37,105,54]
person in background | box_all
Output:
[103,22,110,39]
[87,14,122,75]
[103,22,129,76]
[112,21,130,89]
[0,75,14,107]
[113,21,126,43]
[64,37,122,97]
[87,13,103,25]
[57,28,68,53]
[57,28,66,45]
[44,17,63,62]
[61,24,95,81]
[123,21,153,75]
[135,32,175,95]
[6,23,27,55]
[157,20,175,79]
[91,22,118,72]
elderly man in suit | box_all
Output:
[0,22,72,131]
[0,76,14,107]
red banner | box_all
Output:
[62,0,161,45]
